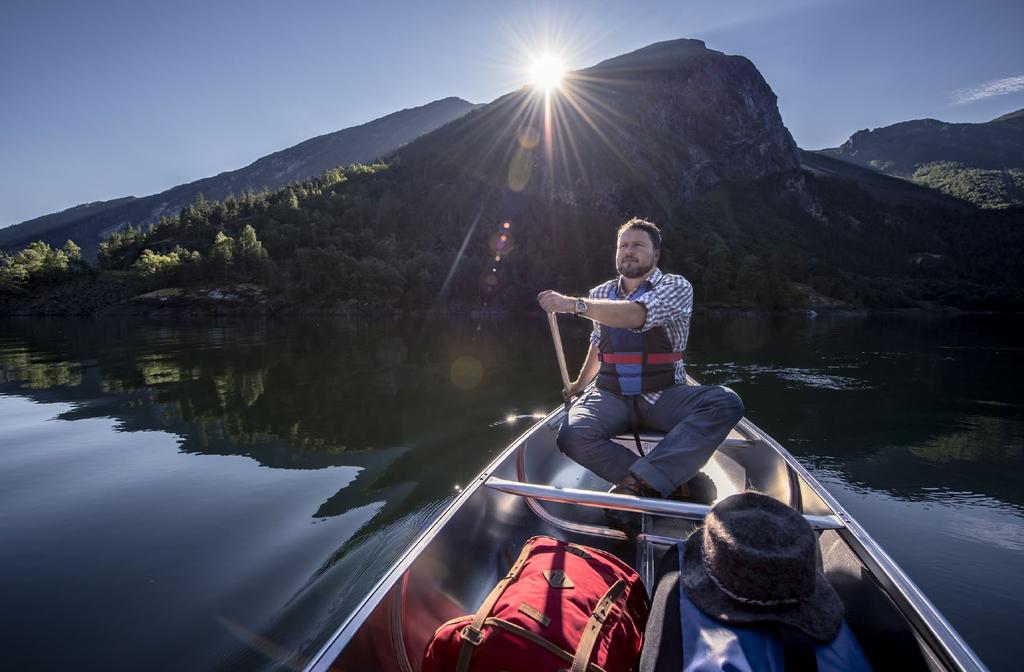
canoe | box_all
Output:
[302,378,987,672]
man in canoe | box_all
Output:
[537,218,744,535]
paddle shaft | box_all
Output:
[547,312,572,394]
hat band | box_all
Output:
[703,553,803,607]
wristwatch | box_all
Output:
[573,297,588,315]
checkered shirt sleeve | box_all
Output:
[634,274,693,334]
[587,280,616,346]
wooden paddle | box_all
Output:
[547,312,572,402]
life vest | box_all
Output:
[678,549,873,671]
[596,280,684,396]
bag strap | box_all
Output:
[569,579,628,672]
[483,618,608,672]
[629,396,646,457]
[455,541,534,672]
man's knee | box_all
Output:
[716,386,745,424]
[557,422,600,460]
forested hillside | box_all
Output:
[820,110,1024,209]
[3,156,1019,314]
[2,40,1021,314]
[0,98,478,259]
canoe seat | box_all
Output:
[614,428,751,448]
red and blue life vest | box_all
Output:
[596,280,684,397]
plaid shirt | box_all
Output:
[588,267,693,404]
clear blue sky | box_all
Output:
[2,0,1022,228]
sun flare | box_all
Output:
[529,54,565,92]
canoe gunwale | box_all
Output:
[737,413,988,672]
[301,405,562,672]
[304,388,988,672]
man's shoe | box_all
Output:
[668,471,718,505]
[604,474,660,539]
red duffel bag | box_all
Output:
[422,535,650,672]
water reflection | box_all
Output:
[1,313,1022,670]
[0,348,83,388]
[682,314,1024,514]
[0,316,559,672]
[0,317,558,506]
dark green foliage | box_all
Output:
[284,246,356,298]
[98,225,145,270]
[912,162,1024,209]
[0,99,478,259]
[822,113,1024,209]
[1,240,85,293]
[5,150,1022,312]
[131,247,199,277]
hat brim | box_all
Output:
[682,529,844,642]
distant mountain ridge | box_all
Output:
[818,108,1024,208]
[0,97,479,257]
[991,108,1024,122]
[3,38,1020,315]
[4,197,139,247]
[798,149,974,211]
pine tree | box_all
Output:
[211,231,235,267]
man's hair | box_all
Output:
[616,217,662,250]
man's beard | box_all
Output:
[617,258,654,279]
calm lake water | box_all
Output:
[1,313,1021,671]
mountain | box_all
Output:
[2,197,138,247]
[0,97,479,258]
[293,38,1016,310]
[992,108,1024,122]
[3,39,1021,314]
[798,150,973,211]
[400,39,799,214]
[818,109,1024,208]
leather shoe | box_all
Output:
[668,471,717,505]
[604,474,660,539]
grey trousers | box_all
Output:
[556,384,744,496]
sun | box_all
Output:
[529,54,565,92]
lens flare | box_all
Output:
[451,356,484,390]
[517,126,540,149]
[490,232,514,256]
[508,146,533,191]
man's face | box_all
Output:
[616,228,659,279]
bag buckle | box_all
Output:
[592,603,614,624]
[461,625,484,646]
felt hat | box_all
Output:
[682,491,844,641]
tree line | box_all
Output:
[2,158,1021,311]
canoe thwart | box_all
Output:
[485,477,844,530]
[613,428,752,448]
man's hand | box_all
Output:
[562,379,586,400]
[537,290,575,314]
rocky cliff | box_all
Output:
[400,39,799,214]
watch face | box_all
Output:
[575,299,587,313]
